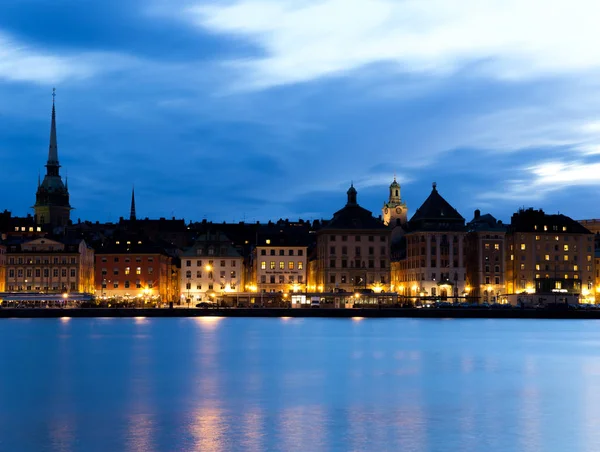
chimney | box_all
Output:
[474,209,481,219]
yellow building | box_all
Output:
[4,237,94,293]
[506,209,594,305]
[0,244,6,292]
[392,183,467,300]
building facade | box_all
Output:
[180,232,244,303]
[4,237,94,293]
[95,238,173,302]
[313,184,391,293]
[465,210,507,302]
[505,209,594,304]
[0,244,6,292]
[34,91,72,227]
[252,244,307,293]
[392,183,467,299]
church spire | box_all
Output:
[46,88,60,176]
[130,186,137,221]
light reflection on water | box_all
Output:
[0,318,599,451]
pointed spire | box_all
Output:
[37,170,41,188]
[346,182,358,206]
[130,186,137,221]
[48,88,59,166]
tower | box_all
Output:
[130,186,137,221]
[382,175,407,226]
[34,89,72,226]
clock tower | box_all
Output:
[382,176,407,226]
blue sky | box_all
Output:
[1,0,600,224]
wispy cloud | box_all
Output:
[183,0,600,89]
[0,30,137,84]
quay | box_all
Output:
[2,307,600,319]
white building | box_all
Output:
[180,232,244,303]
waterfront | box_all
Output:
[1,318,600,451]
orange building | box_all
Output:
[95,238,173,303]
[0,244,6,292]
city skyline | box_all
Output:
[1,0,600,223]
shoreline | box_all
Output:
[1,307,600,319]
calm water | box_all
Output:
[1,317,600,452]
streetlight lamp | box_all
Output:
[62,292,68,309]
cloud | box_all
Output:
[183,0,600,89]
[477,159,600,202]
[0,30,137,84]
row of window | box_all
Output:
[396,273,467,282]
[483,244,502,250]
[260,275,304,284]
[8,283,76,291]
[8,257,77,265]
[329,246,387,256]
[517,243,590,251]
[185,270,237,279]
[185,283,237,291]
[510,254,592,262]
[101,280,153,289]
[330,235,386,242]
[260,249,304,256]
[406,260,461,269]
[328,274,386,284]
[260,261,304,270]
[408,247,461,257]
[101,267,149,276]
[101,256,154,263]
[185,259,237,267]
[8,268,76,278]
[329,259,386,269]
[408,235,462,244]
[13,226,42,232]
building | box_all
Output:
[382,176,408,227]
[465,210,507,302]
[95,237,173,302]
[180,232,244,303]
[392,183,467,300]
[3,237,94,293]
[33,90,72,227]
[251,230,308,293]
[0,243,5,292]
[505,208,594,305]
[313,184,391,293]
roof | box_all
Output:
[509,209,593,234]
[181,232,243,258]
[408,184,465,231]
[467,211,507,232]
[321,184,387,231]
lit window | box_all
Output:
[574,265,578,271]
[564,255,569,261]
[494,244,500,250]
[564,245,569,251]
[555,236,559,241]
[279,262,284,269]
[270,261,275,270]
[562,226,567,231]
[520,264,525,270]
[534,225,538,231]
[288,262,294,270]
[564,274,569,280]
[298,262,303,270]
[136,267,141,274]
[485,244,490,250]
[266,239,271,245]
[535,235,540,241]
[535,264,540,270]
[545,255,550,261]
[510,254,514,261]
[261,262,266,270]
[544,226,548,231]
[125,267,130,275]
[535,274,540,279]
[520,244,526,250]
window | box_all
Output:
[520,264,525,270]
[136,280,142,289]
[298,250,304,256]
[125,267,130,275]
[330,275,336,284]
[186,283,191,290]
[270,250,275,256]
[261,250,266,256]
[186,271,192,278]
[220,271,225,278]
[148,267,153,275]
[494,277,500,284]
[197,260,202,266]
[288,262,294,270]
[485,244,490,250]
[113,281,119,288]
[196,284,202,290]
[220,260,226,267]
[544,255,550,261]
[289,250,294,256]
[53,269,58,277]
[380,260,386,269]
[136,267,141,275]
[298,262,303,270]
[535,264,540,270]
[270,276,276,284]
[261,275,266,283]
[564,255,569,261]
[186,260,191,267]
[520,244,526,250]
[330,235,336,241]
[279,262,285,270]
[62,269,67,277]
[535,236,540,241]
[231,271,236,278]
[261,262,266,270]
[330,247,335,255]
[574,265,578,271]
[196,271,201,278]
[368,236,374,242]
[564,245,569,251]
[270,261,275,270]
[125,281,130,288]
[342,235,347,241]
[114,268,119,275]
[330,259,335,268]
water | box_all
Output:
[0,317,599,452]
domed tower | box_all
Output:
[34,89,72,226]
[382,175,407,226]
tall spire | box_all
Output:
[46,88,60,176]
[130,186,137,221]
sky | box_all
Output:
[1,0,600,225]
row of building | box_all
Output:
[1,94,599,305]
